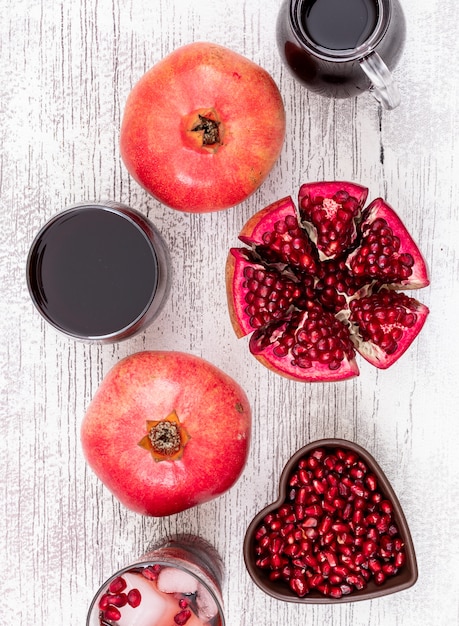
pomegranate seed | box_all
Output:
[255,525,268,540]
[271,554,288,569]
[346,574,366,590]
[360,568,371,582]
[317,582,331,596]
[329,573,344,585]
[340,583,353,595]
[270,536,284,553]
[380,499,393,515]
[103,606,122,621]
[367,527,379,542]
[142,564,161,580]
[382,563,398,576]
[362,540,377,557]
[376,514,391,533]
[298,469,311,485]
[318,515,333,535]
[368,558,382,573]
[325,486,339,501]
[290,576,309,597]
[127,588,141,608]
[327,473,339,487]
[350,467,364,479]
[365,512,380,526]
[313,478,327,494]
[322,530,336,546]
[338,544,352,557]
[392,536,402,549]
[108,593,128,607]
[284,543,301,558]
[296,487,308,504]
[365,474,378,491]
[329,586,342,599]
[354,552,367,568]
[109,576,127,594]
[281,522,296,537]
[374,571,387,585]
[174,609,192,625]
[305,504,323,516]
[310,573,325,587]
[98,594,110,610]
[342,502,353,520]
[395,550,406,568]
[278,504,292,518]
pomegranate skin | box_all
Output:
[81,351,251,516]
[120,42,286,213]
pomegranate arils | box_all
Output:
[249,304,359,382]
[127,588,141,608]
[349,289,429,368]
[109,576,127,594]
[103,605,121,621]
[252,446,407,599]
[174,608,192,625]
[227,182,429,381]
[298,182,368,261]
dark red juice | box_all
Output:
[301,0,379,50]
[27,206,158,338]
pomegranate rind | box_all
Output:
[346,198,430,289]
[226,248,255,339]
[238,196,317,274]
[348,290,430,368]
[298,181,369,261]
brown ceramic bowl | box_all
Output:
[243,438,418,603]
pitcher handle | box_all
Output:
[360,51,400,110]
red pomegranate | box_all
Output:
[80,351,251,516]
[119,42,286,212]
[226,182,430,382]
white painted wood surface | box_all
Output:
[1,0,458,624]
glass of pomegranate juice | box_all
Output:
[87,535,226,626]
[26,201,171,343]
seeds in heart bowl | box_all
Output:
[243,439,418,603]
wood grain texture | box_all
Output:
[1,0,458,624]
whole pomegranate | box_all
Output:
[120,42,286,212]
[226,182,430,382]
[80,351,251,516]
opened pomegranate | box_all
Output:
[81,351,251,516]
[226,182,430,381]
[251,445,409,599]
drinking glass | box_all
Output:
[26,201,171,343]
[86,535,225,626]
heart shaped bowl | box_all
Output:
[243,438,418,603]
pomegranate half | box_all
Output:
[81,351,251,516]
[226,182,430,382]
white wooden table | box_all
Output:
[1,0,459,624]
